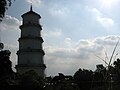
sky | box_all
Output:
[1,0,120,76]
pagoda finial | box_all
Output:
[30,4,33,11]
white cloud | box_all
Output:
[4,44,18,72]
[4,0,120,76]
[49,5,70,19]
[92,8,102,16]
[99,0,120,9]
[2,16,118,76]
[64,38,73,48]
[0,15,20,46]
[45,35,120,76]
[0,15,20,72]
[48,30,62,37]
[0,15,21,31]
[94,35,120,46]
[25,0,42,6]
[92,8,114,29]
[43,28,62,38]
[96,16,114,29]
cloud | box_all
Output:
[94,35,120,46]
[49,5,70,19]
[1,15,21,31]
[92,8,114,29]
[4,0,120,76]
[45,35,120,76]
[43,29,62,38]
[4,44,18,72]
[96,16,114,29]
[99,0,120,9]
[0,15,20,47]
[25,0,42,6]
[64,38,72,48]
[0,15,20,71]
[1,15,120,76]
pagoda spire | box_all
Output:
[30,4,33,11]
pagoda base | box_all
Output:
[15,64,46,78]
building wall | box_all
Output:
[23,14,40,25]
[18,52,44,65]
[17,66,45,77]
[21,26,41,37]
[19,39,42,50]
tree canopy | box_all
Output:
[0,0,13,22]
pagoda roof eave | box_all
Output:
[21,11,41,18]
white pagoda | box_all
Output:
[16,6,46,77]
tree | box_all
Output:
[113,58,120,71]
[0,50,15,86]
[92,64,107,89]
[0,0,13,22]
[113,58,120,89]
[74,68,93,90]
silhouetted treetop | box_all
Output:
[0,50,15,86]
[0,0,14,22]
